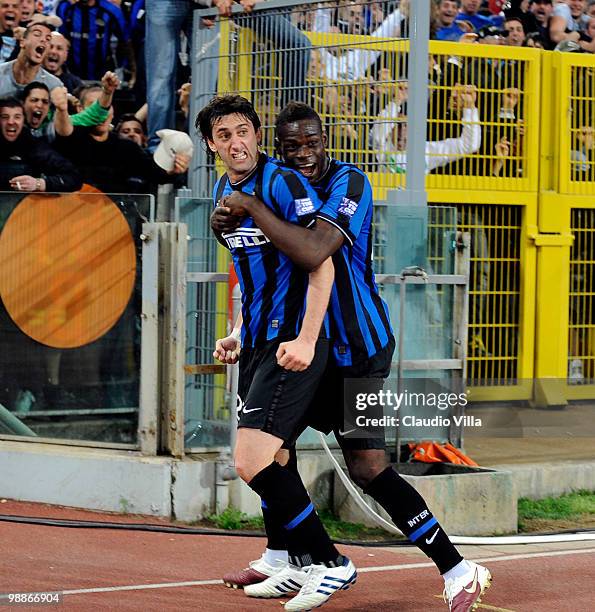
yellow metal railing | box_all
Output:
[557,53,595,196]
[213,20,595,402]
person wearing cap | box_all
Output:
[0,17,63,98]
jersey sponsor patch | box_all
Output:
[294,197,315,216]
[222,227,271,249]
[338,196,359,218]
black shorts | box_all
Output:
[304,335,396,451]
[237,337,329,446]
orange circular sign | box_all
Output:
[0,193,137,348]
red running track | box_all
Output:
[1,501,594,611]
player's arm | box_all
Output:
[276,257,334,372]
[220,191,344,272]
[214,312,242,364]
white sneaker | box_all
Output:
[284,558,357,611]
[443,561,492,611]
[244,564,307,598]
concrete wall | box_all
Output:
[1,441,593,536]
[334,468,517,536]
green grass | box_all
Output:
[206,506,395,541]
[207,507,264,531]
[317,509,395,541]
[518,490,595,530]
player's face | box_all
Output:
[276,119,328,182]
[207,113,261,182]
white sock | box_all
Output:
[264,548,288,566]
[443,560,473,583]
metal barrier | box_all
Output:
[556,53,595,196]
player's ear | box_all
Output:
[322,131,328,148]
[274,137,281,155]
[206,138,217,153]
[256,127,262,146]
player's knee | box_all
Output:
[345,450,389,489]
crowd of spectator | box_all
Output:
[0,0,593,200]
[0,1,190,200]
[433,0,595,52]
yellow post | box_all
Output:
[532,52,573,406]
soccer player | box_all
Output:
[213,102,493,612]
[197,95,356,612]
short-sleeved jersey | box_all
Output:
[313,159,393,367]
[214,154,322,348]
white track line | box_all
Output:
[358,546,595,573]
[58,547,595,597]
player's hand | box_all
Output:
[211,206,242,233]
[213,335,241,364]
[51,86,69,112]
[101,71,120,95]
[276,338,315,372]
[220,191,257,217]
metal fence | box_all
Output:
[569,208,595,385]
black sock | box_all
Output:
[364,466,462,574]
[250,462,342,568]
[261,447,299,552]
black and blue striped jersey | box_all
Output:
[57,0,129,80]
[313,159,393,367]
[214,154,323,348]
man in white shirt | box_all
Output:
[371,84,481,174]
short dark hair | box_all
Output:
[21,81,50,101]
[195,94,261,142]
[275,102,323,135]
[75,81,102,107]
[0,97,24,112]
[115,113,144,134]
